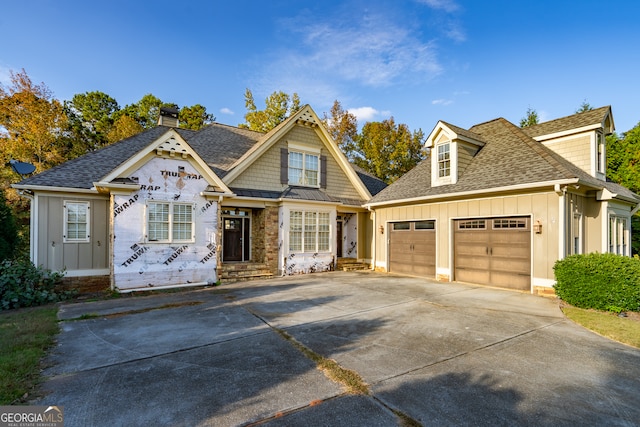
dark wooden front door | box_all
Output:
[336,220,343,257]
[223,218,250,262]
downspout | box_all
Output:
[555,184,567,260]
[368,206,376,271]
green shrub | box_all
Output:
[0,260,73,310]
[554,253,640,312]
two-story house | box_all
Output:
[366,106,639,294]
[12,106,385,292]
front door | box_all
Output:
[336,220,343,257]
[223,217,250,262]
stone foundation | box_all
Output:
[60,275,111,294]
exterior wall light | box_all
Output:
[379,225,385,234]
[533,220,542,234]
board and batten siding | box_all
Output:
[374,191,560,285]
[35,194,109,273]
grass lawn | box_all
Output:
[0,305,59,404]
[561,306,640,348]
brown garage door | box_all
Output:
[389,221,436,277]
[454,217,531,290]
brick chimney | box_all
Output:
[158,107,179,127]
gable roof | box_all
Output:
[520,106,613,138]
[14,105,384,201]
[368,116,637,206]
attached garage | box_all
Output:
[388,220,436,277]
[454,217,531,291]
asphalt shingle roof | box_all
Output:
[16,120,385,202]
[520,106,611,138]
[369,114,638,205]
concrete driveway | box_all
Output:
[35,272,640,426]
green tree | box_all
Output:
[0,69,68,172]
[519,107,539,128]
[64,91,120,154]
[119,94,177,129]
[179,104,215,130]
[322,100,358,158]
[0,190,19,261]
[106,114,144,144]
[607,123,640,254]
[576,100,593,113]
[240,89,301,132]
[354,118,425,184]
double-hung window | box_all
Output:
[289,151,319,186]
[64,201,90,242]
[437,143,450,178]
[289,210,330,252]
[146,202,194,243]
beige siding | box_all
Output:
[36,195,109,272]
[457,142,479,176]
[543,135,591,175]
[374,191,560,282]
[230,124,362,200]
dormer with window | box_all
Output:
[427,121,485,187]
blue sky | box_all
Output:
[2,0,639,134]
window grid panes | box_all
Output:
[493,218,527,229]
[437,143,450,178]
[458,220,485,229]
[318,213,330,251]
[65,202,89,241]
[289,151,319,186]
[289,210,331,253]
[304,212,317,252]
[147,202,194,243]
[172,204,193,241]
[290,211,302,252]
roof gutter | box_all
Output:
[365,178,580,209]
[11,183,100,195]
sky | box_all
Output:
[1,0,639,134]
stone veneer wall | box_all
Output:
[251,209,266,263]
[264,206,280,274]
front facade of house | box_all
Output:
[366,107,638,293]
[14,105,638,294]
[14,106,384,292]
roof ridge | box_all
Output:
[468,117,504,131]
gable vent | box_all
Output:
[158,107,179,127]
[295,108,319,127]
[156,137,189,158]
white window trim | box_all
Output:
[592,130,606,179]
[288,141,322,188]
[145,201,195,244]
[431,140,457,187]
[63,201,90,243]
[608,214,630,256]
[289,209,331,253]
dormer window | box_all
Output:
[437,143,451,178]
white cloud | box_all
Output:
[432,99,454,106]
[256,10,443,93]
[348,106,392,123]
[0,66,12,86]
[219,107,234,115]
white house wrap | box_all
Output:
[113,158,218,291]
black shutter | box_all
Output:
[320,155,327,188]
[280,148,288,184]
